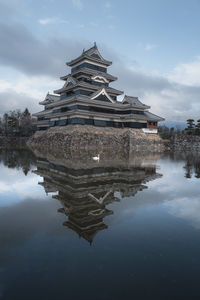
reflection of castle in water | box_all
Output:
[33,151,162,243]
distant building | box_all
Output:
[34,43,164,132]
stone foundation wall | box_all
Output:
[27,125,165,153]
[173,134,200,152]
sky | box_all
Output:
[0,0,200,123]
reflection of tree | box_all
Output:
[195,162,200,178]
[172,152,200,179]
[183,156,200,179]
[0,149,36,175]
[33,152,162,244]
[184,160,193,178]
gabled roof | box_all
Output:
[91,88,116,103]
[39,93,59,105]
[67,43,112,67]
[122,95,150,109]
[63,75,78,88]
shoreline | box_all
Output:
[0,135,29,149]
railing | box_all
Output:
[142,128,158,134]
[147,125,159,129]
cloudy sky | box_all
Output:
[0,0,200,123]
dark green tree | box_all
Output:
[2,113,9,136]
[187,119,195,129]
[7,110,21,135]
[186,119,195,135]
[0,117,3,135]
[195,119,200,135]
[1,109,35,136]
[20,108,33,136]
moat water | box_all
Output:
[0,149,200,300]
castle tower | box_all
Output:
[34,43,164,131]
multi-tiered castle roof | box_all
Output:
[34,43,164,131]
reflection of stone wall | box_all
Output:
[28,125,165,153]
[30,146,162,170]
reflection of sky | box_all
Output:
[106,156,200,230]
[0,165,49,206]
[147,157,200,229]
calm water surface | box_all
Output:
[0,149,200,300]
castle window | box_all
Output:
[72,62,107,73]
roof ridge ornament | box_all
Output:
[66,42,112,66]
[45,91,50,99]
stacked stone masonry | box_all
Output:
[173,134,200,152]
[28,125,165,153]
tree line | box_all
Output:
[0,108,35,137]
[186,119,200,135]
[159,119,200,139]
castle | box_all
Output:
[34,43,164,132]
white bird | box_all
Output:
[92,154,100,161]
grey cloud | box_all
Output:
[0,22,87,77]
[100,45,172,95]
[109,63,200,121]
[0,90,39,115]
[0,21,200,121]
[102,45,200,121]
[0,21,187,96]
[111,64,172,96]
[157,84,200,121]
[0,2,14,19]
